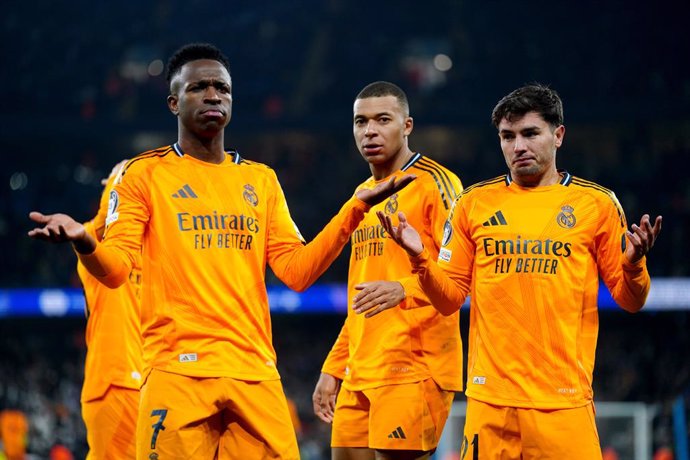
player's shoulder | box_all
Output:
[231,151,280,181]
[232,151,271,170]
[404,153,463,207]
[567,174,619,203]
[458,174,507,201]
[404,153,460,182]
[567,174,625,224]
[120,145,176,177]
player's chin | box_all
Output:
[198,120,229,134]
[362,153,390,165]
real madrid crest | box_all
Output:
[556,205,576,229]
[384,194,398,215]
[243,184,258,207]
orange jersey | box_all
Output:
[78,171,143,402]
[322,154,464,391]
[79,144,369,381]
[408,172,651,409]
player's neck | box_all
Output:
[371,149,415,181]
[512,168,561,188]
[177,135,227,164]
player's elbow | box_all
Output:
[99,274,126,289]
[436,305,460,316]
[429,299,461,316]
[279,275,311,293]
[288,282,310,293]
[619,300,645,314]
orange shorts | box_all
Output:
[137,369,299,460]
[331,378,454,452]
[460,398,602,460]
[82,385,139,460]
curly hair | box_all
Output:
[165,43,231,84]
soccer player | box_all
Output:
[312,81,463,460]
[78,160,142,459]
[367,84,663,459]
[28,43,412,459]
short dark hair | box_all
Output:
[491,84,564,128]
[166,43,231,84]
[356,81,410,116]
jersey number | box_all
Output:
[150,409,168,449]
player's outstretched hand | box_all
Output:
[625,214,662,264]
[28,212,96,253]
[312,373,341,424]
[377,210,424,257]
[355,174,416,206]
[353,280,405,318]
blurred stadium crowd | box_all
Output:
[1,0,689,458]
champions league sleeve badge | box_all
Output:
[105,189,120,225]
[441,219,453,247]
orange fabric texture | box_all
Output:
[78,170,143,402]
[82,387,139,459]
[461,398,602,459]
[137,370,299,460]
[322,155,464,392]
[408,173,651,409]
[79,145,369,381]
[331,378,454,451]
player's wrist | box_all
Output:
[72,233,97,254]
[408,245,425,259]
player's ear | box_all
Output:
[167,94,179,116]
[554,124,565,147]
[404,116,413,136]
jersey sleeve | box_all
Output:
[83,166,121,242]
[399,167,463,309]
[266,170,370,291]
[595,194,650,312]
[407,194,473,315]
[78,162,150,288]
[321,318,350,379]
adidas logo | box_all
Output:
[388,426,407,439]
[482,210,507,226]
[172,184,198,199]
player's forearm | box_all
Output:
[410,248,469,315]
[77,242,132,289]
[321,323,350,379]
[612,257,651,313]
[272,195,370,291]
